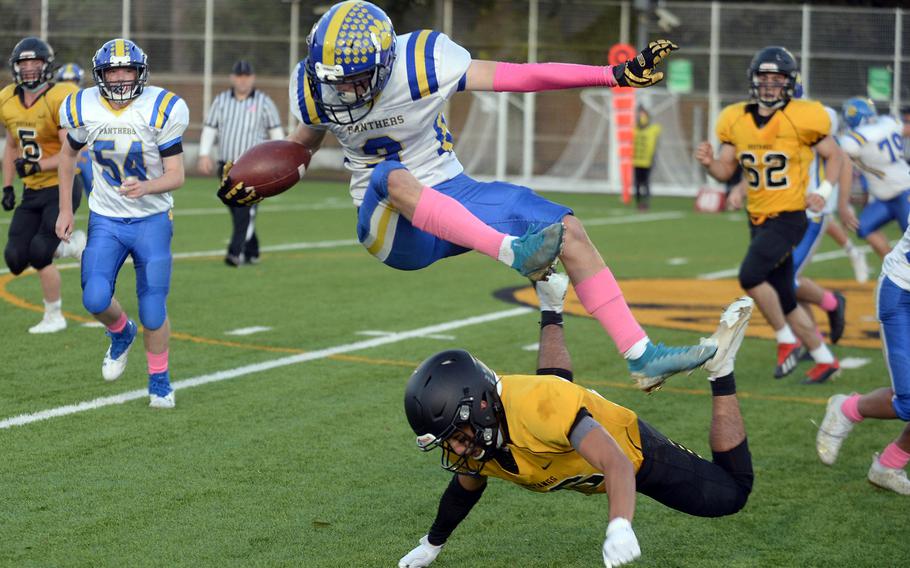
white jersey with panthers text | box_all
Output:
[839,115,910,201]
[807,106,840,219]
[882,220,910,291]
[290,30,471,206]
[60,85,189,218]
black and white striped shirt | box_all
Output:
[202,89,282,162]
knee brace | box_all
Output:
[138,293,167,331]
[82,276,114,315]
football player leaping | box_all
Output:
[401,282,755,567]
[55,39,189,409]
[219,0,717,390]
[697,47,842,384]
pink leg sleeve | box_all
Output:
[574,268,646,353]
[147,350,169,375]
[411,186,505,260]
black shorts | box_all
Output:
[634,419,752,518]
[4,183,82,273]
[738,210,807,310]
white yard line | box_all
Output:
[0,306,533,430]
[225,326,273,336]
[0,238,359,275]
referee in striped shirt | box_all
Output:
[198,60,283,266]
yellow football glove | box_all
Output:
[216,161,262,207]
[613,39,679,88]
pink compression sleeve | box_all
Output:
[492,62,618,92]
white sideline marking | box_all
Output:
[522,342,540,352]
[81,321,104,328]
[839,357,870,370]
[0,238,359,275]
[584,211,685,226]
[356,330,454,340]
[667,257,689,266]
[0,306,534,430]
[0,199,351,226]
[225,326,272,336]
[697,246,875,280]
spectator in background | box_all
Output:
[197,60,283,266]
[632,107,661,210]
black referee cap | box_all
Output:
[231,60,254,76]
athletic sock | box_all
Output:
[840,393,864,423]
[775,325,797,344]
[44,298,62,315]
[147,350,169,375]
[107,312,128,333]
[820,291,838,312]
[879,443,910,470]
[411,185,506,261]
[573,268,646,354]
[809,344,835,364]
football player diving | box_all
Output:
[219,0,718,390]
[400,281,755,568]
[696,47,843,384]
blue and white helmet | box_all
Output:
[92,38,148,102]
[842,97,876,129]
[304,1,396,124]
[55,62,84,85]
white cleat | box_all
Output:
[28,312,67,334]
[149,391,175,409]
[702,296,754,378]
[848,247,869,284]
[54,229,87,260]
[101,320,138,381]
[868,453,910,495]
[816,394,855,466]
[535,272,570,313]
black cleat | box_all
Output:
[827,291,846,344]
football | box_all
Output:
[228,140,312,198]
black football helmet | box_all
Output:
[748,46,798,110]
[404,349,505,474]
[9,37,56,89]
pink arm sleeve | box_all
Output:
[492,62,618,92]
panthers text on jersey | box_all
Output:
[716,99,830,219]
[838,115,910,202]
[59,86,189,218]
[290,30,470,206]
[451,374,644,495]
[0,82,79,189]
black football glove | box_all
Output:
[613,39,678,88]
[14,158,41,178]
[216,161,262,207]
[1,185,14,211]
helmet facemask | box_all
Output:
[750,72,793,110]
[95,64,148,103]
[13,58,50,90]
[416,390,504,475]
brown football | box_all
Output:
[228,140,312,198]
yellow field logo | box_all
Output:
[507,278,881,350]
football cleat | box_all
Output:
[803,360,840,384]
[827,291,846,344]
[148,371,175,409]
[632,341,718,393]
[816,394,855,465]
[535,272,570,313]
[28,312,67,334]
[868,453,910,496]
[102,319,138,381]
[848,247,869,284]
[702,297,754,379]
[774,341,803,379]
[511,223,565,281]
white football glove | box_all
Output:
[399,535,444,568]
[602,518,641,567]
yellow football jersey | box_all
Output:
[716,99,830,219]
[0,82,78,189]
[455,374,643,495]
